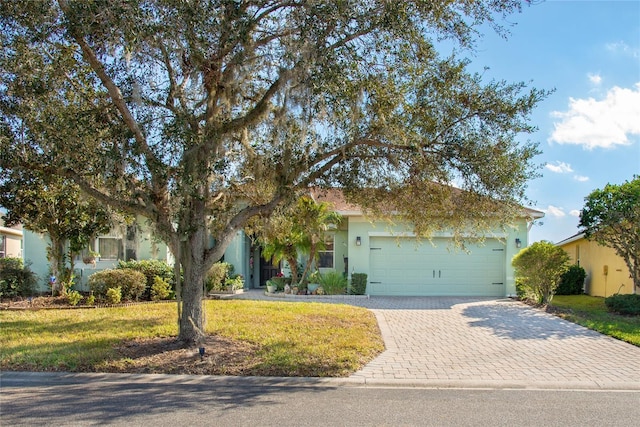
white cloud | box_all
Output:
[606,41,640,58]
[545,205,566,218]
[545,161,573,174]
[573,175,589,182]
[549,83,640,149]
[569,210,581,217]
[588,73,602,85]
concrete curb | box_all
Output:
[2,371,639,392]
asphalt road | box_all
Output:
[2,372,640,426]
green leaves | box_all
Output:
[512,241,571,305]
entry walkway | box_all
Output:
[231,291,640,389]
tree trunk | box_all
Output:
[177,207,208,346]
[47,237,66,296]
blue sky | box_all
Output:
[459,0,640,244]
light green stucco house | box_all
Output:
[231,189,544,297]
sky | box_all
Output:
[455,0,640,244]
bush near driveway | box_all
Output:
[556,265,586,295]
[512,241,570,305]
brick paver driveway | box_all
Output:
[233,291,640,389]
[347,297,640,389]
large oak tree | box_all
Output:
[0,1,547,345]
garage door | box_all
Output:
[368,237,506,296]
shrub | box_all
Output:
[0,257,37,298]
[350,273,367,295]
[86,293,96,306]
[511,241,570,305]
[320,271,347,295]
[106,287,122,304]
[205,262,233,292]
[556,265,586,295]
[88,269,146,301]
[605,294,640,316]
[224,275,244,291]
[66,290,82,306]
[117,259,175,298]
[515,278,527,300]
[150,276,171,301]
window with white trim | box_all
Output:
[98,237,123,260]
[0,235,6,258]
[318,235,334,268]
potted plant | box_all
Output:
[266,279,277,293]
[82,250,100,267]
[307,270,321,293]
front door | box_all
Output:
[259,253,280,286]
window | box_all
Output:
[318,235,334,268]
[98,237,123,260]
[0,235,5,258]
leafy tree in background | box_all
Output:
[579,176,640,293]
[512,241,570,305]
[0,169,113,294]
[0,1,547,345]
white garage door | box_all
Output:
[368,237,506,296]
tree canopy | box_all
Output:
[0,167,114,293]
[0,0,547,344]
[579,176,640,292]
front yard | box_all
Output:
[550,295,640,346]
[0,299,384,377]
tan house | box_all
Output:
[0,219,23,259]
[557,233,634,297]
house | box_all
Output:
[21,188,542,297]
[0,219,23,259]
[557,233,634,297]
[23,220,171,292]
[226,189,544,297]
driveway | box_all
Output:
[234,292,640,389]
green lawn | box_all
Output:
[551,295,640,346]
[0,300,384,376]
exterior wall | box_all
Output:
[347,216,528,296]
[23,231,50,291]
[23,218,171,293]
[223,231,250,287]
[559,238,633,297]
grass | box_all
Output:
[0,300,384,376]
[550,295,640,346]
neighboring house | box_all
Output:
[557,233,634,297]
[23,219,172,292]
[0,219,23,259]
[226,189,544,297]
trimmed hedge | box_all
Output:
[350,273,367,295]
[88,269,146,301]
[117,259,174,299]
[556,265,586,295]
[605,294,640,316]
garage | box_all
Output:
[368,237,506,296]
